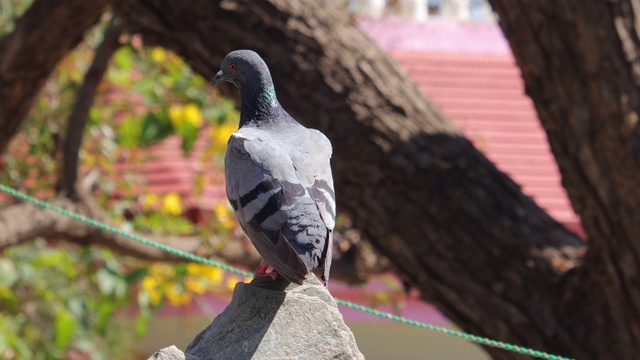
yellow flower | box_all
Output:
[142,193,160,211]
[141,276,157,292]
[168,104,183,128]
[182,103,203,128]
[166,284,191,306]
[214,204,235,230]
[212,123,236,148]
[186,263,205,276]
[186,263,223,287]
[204,267,224,285]
[184,276,207,295]
[149,263,176,279]
[148,288,162,306]
[150,47,167,63]
[161,192,183,216]
[141,276,163,305]
[168,52,185,66]
[168,103,203,129]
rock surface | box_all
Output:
[147,276,364,360]
[147,345,185,360]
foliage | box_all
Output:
[0,0,33,35]
[110,43,238,155]
[0,240,141,360]
[0,17,243,358]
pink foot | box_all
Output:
[254,261,278,280]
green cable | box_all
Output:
[0,183,573,360]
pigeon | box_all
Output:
[209,50,335,286]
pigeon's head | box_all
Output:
[210,50,272,89]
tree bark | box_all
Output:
[488,1,640,358]
[0,0,108,152]
[111,1,586,358]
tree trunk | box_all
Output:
[488,1,640,358]
[111,1,587,358]
[0,0,108,152]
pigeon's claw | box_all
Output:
[254,260,279,280]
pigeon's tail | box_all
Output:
[244,224,308,285]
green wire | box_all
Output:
[0,184,573,360]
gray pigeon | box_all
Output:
[210,50,335,285]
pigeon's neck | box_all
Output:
[239,78,287,127]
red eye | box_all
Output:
[228,63,237,70]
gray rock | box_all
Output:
[188,275,363,359]
[147,275,364,360]
[147,345,185,360]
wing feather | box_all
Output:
[225,124,335,285]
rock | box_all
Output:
[147,345,185,360]
[148,275,364,360]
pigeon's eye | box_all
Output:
[228,63,237,70]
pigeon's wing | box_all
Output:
[299,129,335,284]
[225,126,335,285]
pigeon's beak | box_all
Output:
[209,70,224,87]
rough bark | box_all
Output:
[488,1,640,358]
[0,0,108,152]
[110,1,586,358]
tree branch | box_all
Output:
[0,0,109,153]
[62,20,124,198]
[0,190,206,261]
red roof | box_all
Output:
[123,18,581,234]
[115,136,227,210]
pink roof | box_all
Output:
[391,52,578,226]
[114,135,227,211]
[359,18,580,230]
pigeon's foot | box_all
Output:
[254,261,278,280]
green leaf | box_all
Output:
[140,111,173,146]
[66,298,86,326]
[180,123,199,155]
[0,258,17,288]
[118,116,142,148]
[95,299,117,334]
[135,292,151,337]
[113,47,134,70]
[54,307,77,350]
[96,267,127,298]
[135,77,162,101]
[124,267,148,284]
